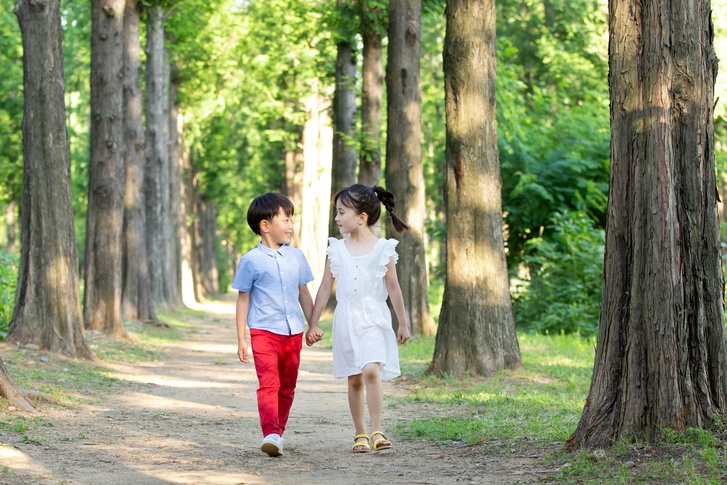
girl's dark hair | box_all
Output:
[247,193,294,236]
[333,184,410,232]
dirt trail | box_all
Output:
[1,299,538,484]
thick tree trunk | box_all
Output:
[180,146,196,306]
[195,198,219,296]
[122,0,155,323]
[358,0,384,187]
[84,0,126,337]
[330,0,358,237]
[145,4,170,307]
[428,0,521,377]
[385,0,435,336]
[302,93,334,293]
[566,0,726,448]
[167,58,183,306]
[8,0,92,359]
[285,142,305,249]
[0,357,33,412]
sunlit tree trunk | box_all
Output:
[566,0,726,448]
[302,92,334,293]
[167,58,183,306]
[385,0,435,336]
[83,0,127,337]
[330,0,358,237]
[122,0,155,323]
[358,0,385,188]
[8,0,92,359]
[284,134,304,249]
[180,146,197,307]
[428,0,521,377]
[0,357,33,412]
[145,3,169,307]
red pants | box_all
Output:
[250,329,303,437]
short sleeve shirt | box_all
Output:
[231,243,314,336]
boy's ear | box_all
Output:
[259,219,270,234]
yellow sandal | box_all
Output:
[369,430,392,451]
[352,433,370,453]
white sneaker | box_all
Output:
[261,433,283,457]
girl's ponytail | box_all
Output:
[373,186,410,232]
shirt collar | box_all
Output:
[257,241,288,257]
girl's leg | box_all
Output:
[362,362,390,448]
[348,374,368,450]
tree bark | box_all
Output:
[358,0,385,187]
[330,0,358,237]
[0,356,33,412]
[180,146,197,307]
[566,0,726,448]
[195,197,219,297]
[428,0,522,377]
[385,0,436,336]
[122,0,156,323]
[145,3,170,307]
[167,57,183,306]
[84,0,126,337]
[8,0,93,359]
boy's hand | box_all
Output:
[305,326,324,346]
[237,342,250,363]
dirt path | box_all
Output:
[1,300,539,485]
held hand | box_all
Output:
[397,325,410,344]
[305,326,324,346]
[237,342,250,363]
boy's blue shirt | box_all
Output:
[231,242,314,336]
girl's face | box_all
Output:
[335,200,366,235]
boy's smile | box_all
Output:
[261,208,294,248]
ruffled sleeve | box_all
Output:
[326,237,341,278]
[376,238,400,279]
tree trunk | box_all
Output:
[285,142,305,249]
[0,356,33,412]
[122,0,156,323]
[84,0,126,337]
[196,198,219,296]
[8,0,93,359]
[566,0,726,448]
[167,57,182,306]
[302,92,334,294]
[358,0,385,187]
[180,146,196,307]
[5,201,16,254]
[145,3,169,307]
[330,0,358,237]
[428,0,522,377]
[385,0,436,336]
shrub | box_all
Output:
[512,210,604,337]
[0,251,19,339]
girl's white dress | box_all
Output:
[327,237,402,381]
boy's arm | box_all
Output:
[299,284,313,323]
[384,258,410,344]
[236,291,251,363]
[306,259,334,346]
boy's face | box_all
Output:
[261,208,294,247]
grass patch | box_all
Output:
[394,332,727,483]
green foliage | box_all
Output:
[512,210,605,337]
[0,251,18,339]
[0,4,23,205]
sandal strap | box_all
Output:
[369,430,387,440]
[354,433,369,441]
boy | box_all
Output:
[232,193,314,457]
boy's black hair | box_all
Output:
[247,193,295,236]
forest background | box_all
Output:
[0,0,726,340]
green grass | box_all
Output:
[393,332,727,483]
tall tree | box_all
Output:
[358,0,386,187]
[428,0,521,377]
[8,0,92,359]
[385,0,436,336]
[84,0,127,337]
[122,0,156,322]
[145,2,170,307]
[565,0,727,448]
[167,57,183,306]
[330,0,358,236]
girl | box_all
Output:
[306,184,410,453]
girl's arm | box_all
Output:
[306,259,334,346]
[384,258,410,344]
[235,291,251,362]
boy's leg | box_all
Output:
[276,333,303,434]
[250,329,283,436]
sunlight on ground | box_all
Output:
[0,446,51,474]
[184,298,236,317]
[115,391,253,414]
[116,374,240,389]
